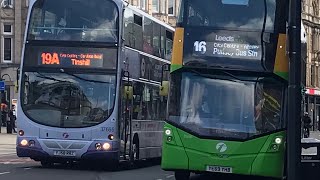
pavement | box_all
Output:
[309,131,320,139]
[0,128,318,180]
[0,127,16,156]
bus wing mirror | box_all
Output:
[124,85,133,100]
[160,81,169,97]
[15,81,19,93]
[15,68,20,93]
[162,64,170,73]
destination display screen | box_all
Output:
[39,52,104,68]
[192,34,262,60]
[23,46,117,69]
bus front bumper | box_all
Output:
[16,137,119,161]
[17,146,50,159]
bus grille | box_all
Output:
[42,140,86,150]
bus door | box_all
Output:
[120,71,133,160]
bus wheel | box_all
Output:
[41,160,53,168]
[130,140,139,162]
[175,171,190,180]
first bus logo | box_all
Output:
[62,133,69,138]
[216,142,227,153]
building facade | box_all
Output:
[303,0,320,131]
[0,0,28,105]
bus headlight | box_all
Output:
[165,129,172,136]
[20,139,28,146]
[275,137,282,144]
[103,143,111,150]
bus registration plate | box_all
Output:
[206,166,232,173]
[53,150,76,157]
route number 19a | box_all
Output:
[194,41,207,53]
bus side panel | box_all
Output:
[251,153,284,178]
[132,120,164,159]
[251,131,285,178]
[161,123,189,170]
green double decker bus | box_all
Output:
[161,0,291,179]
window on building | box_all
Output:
[311,65,315,87]
[2,0,14,6]
[168,0,175,15]
[3,24,12,35]
[153,0,159,13]
[316,66,319,87]
[161,0,166,13]
[312,30,318,52]
[313,0,319,16]
[3,37,12,62]
[26,0,29,7]
[140,0,146,10]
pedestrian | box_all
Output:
[302,112,312,138]
[9,105,17,133]
[1,101,8,127]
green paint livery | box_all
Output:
[274,72,289,80]
[162,123,285,178]
[170,64,183,73]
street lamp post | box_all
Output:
[287,0,302,179]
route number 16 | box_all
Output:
[194,41,207,53]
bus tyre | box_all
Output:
[41,160,53,168]
[175,171,190,180]
[130,139,139,163]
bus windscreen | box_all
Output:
[185,0,276,32]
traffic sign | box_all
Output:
[0,81,5,91]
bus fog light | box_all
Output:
[275,138,282,144]
[272,144,278,150]
[20,139,28,146]
[29,140,35,147]
[19,130,24,136]
[165,129,171,136]
[167,136,173,142]
[103,143,111,150]
[95,143,102,150]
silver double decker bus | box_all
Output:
[16,0,174,167]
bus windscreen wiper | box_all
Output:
[260,0,267,69]
[35,71,67,83]
[189,69,238,82]
[59,69,112,84]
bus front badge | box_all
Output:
[216,142,227,153]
